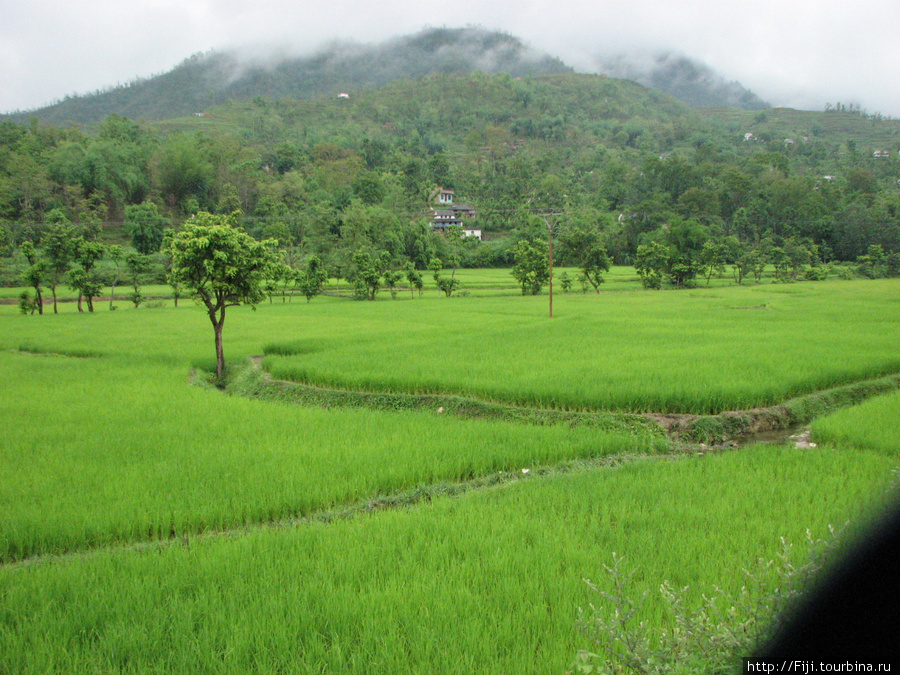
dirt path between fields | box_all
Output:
[239,357,900,447]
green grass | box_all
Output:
[812,390,900,458]
[0,350,664,562]
[263,279,900,413]
[1,445,894,674]
[2,277,898,673]
[4,279,897,420]
[0,352,658,562]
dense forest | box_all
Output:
[2,69,900,298]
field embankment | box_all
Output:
[1,277,898,672]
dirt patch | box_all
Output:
[644,405,795,445]
[645,373,900,445]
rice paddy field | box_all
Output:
[263,279,900,413]
[1,276,898,673]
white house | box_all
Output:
[430,188,481,240]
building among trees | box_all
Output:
[429,188,482,240]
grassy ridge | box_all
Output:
[230,359,665,434]
[1,446,894,673]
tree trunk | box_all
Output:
[209,306,226,383]
[214,323,225,381]
[52,285,58,314]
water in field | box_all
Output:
[741,424,811,447]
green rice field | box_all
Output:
[812,390,900,458]
[0,351,664,562]
[2,447,895,673]
[1,275,898,672]
[263,279,900,413]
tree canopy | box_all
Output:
[2,71,900,294]
[165,211,279,380]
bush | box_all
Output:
[803,265,829,281]
[18,291,38,315]
[573,530,841,674]
[835,265,855,280]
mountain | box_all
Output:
[596,52,769,110]
[3,29,772,126]
[2,28,572,126]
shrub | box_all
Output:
[18,291,38,315]
[836,265,855,280]
[803,266,829,281]
[574,529,840,674]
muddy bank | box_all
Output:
[645,373,900,444]
[226,359,900,449]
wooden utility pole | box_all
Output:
[541,213,562,319]
[548,213,554,319]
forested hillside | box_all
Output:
[1,28,572,126]
[0,28,774,127]
[2,70,900,291]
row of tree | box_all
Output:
[3,73,900,279]
[17,209,153,314]
[16,202,900,321]
[17,208,899,388]
[507,218,900,297]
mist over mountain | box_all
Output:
[595,51,769,110]
[3,28,571,126]
[3,27,769,126]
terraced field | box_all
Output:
[1,277,898,672]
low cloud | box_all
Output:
[2,0,898,117]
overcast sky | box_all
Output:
[2,0,899,117]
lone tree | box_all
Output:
[165,211,278,381]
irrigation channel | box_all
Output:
[7,361,898,570]
[235,356,900,447]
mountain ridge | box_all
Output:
[2,27,767,126]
